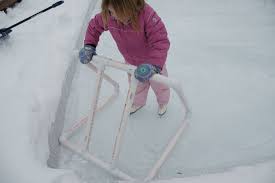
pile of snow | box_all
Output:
[0,0,92,182]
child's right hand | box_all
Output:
[79,45,96,64]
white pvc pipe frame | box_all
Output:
[59,55,190,182]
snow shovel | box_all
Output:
[0,1,64,40]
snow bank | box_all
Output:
[0,0,93,182]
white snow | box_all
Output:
[0,0,275,183]
[149,161,275,183]
[0,0,91,182]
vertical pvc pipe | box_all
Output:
[111,74,138,165]
[83,65,105,151]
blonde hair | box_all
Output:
[101,0,145,31]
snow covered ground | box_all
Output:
[0,0,275,183]
[0,0,92,182]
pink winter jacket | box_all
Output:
[84,3,170,68]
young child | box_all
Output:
[79,0,170,116]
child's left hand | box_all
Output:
[134,64,161,82]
